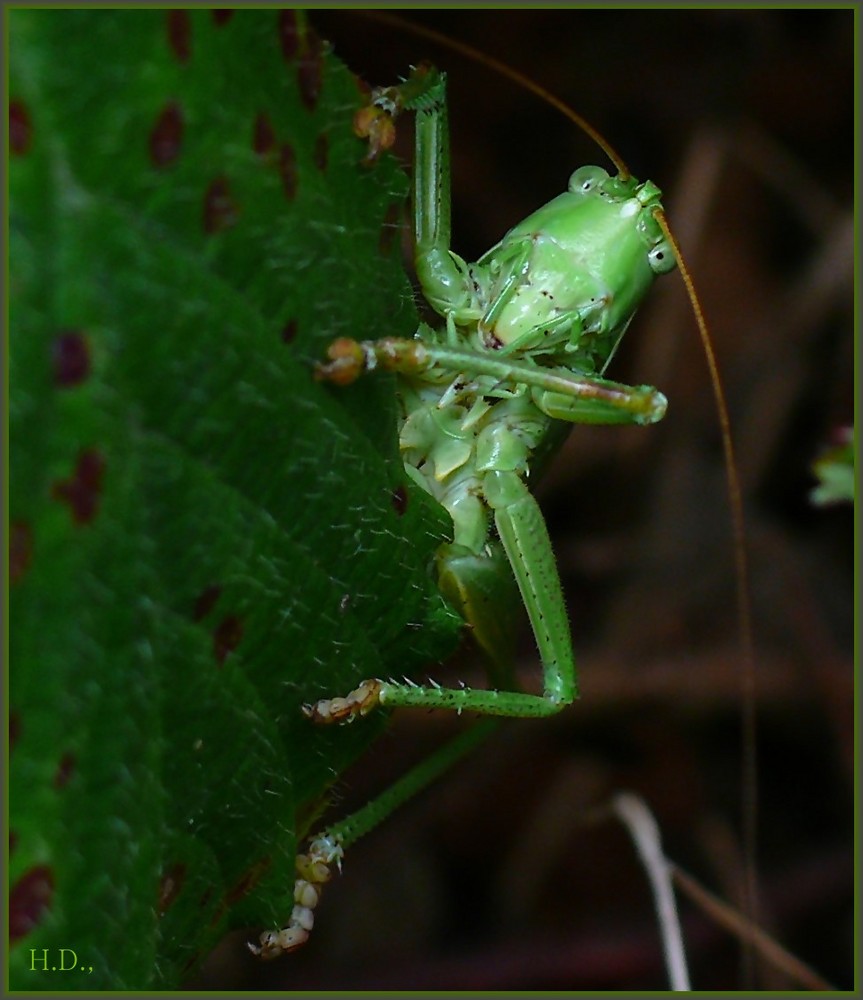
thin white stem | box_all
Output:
[611,792,691,991]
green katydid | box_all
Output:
[306,66,672,725]
[251,55,752,961]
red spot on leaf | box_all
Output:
[10,98,32,155]
[391,485,409,516]
[52,330,91,387]
[277,9,300,61]
[203,176,239,234]
[297,32,324,111]
[167,10,191,64]
[158,862,186,914]
[10,521,33,584]
[226,855,270,905]
[281,319,298,344]
[211,9,233,27]
[276,13,323,107]
[205,896,228,930]
[149,101,184,168]
[213,615,243,666]
[193,584,222,622]
[54,752,76,790]
[252,112,276,157]
[9,866,54,941]
[279,144,298,201]
[313,131,329,172]
[51,448,106,525]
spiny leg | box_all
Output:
[352,63,481,323]
[249,720,496,958]
[248,833,343,959]
[353,62,443,165]
[410,68,485,324]
[304,465,576,722]
[315,336,667,426]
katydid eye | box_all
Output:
[568,165,609,194]
[648,240,675,274]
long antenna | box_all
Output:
[654,210,760,964]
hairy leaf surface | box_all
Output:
[9,9,461,988]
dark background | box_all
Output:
[199,9,854,990]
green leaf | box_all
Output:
[9,9,461,989]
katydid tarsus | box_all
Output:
[250,40,755,964]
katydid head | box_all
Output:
[566,167,676,283]
[565,165,678,287]
[479,165,676,368]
